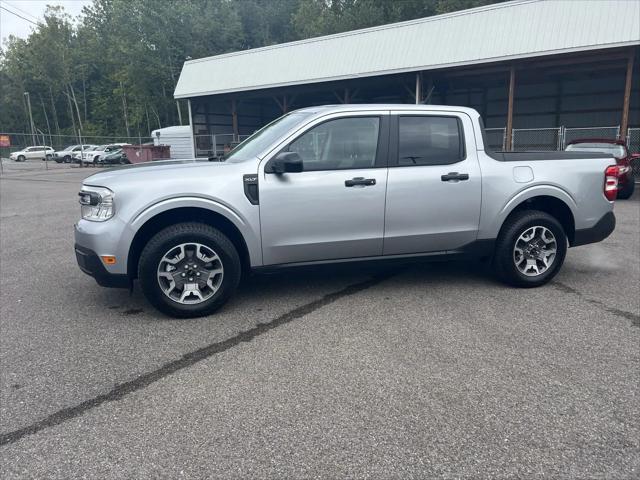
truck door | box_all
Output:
[259,114,389,265]
[383,113,482,255]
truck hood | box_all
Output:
[82,159,230,187]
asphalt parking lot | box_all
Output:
[1,160,639,478]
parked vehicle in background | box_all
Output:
[81,143,130,165]
[72,145,97,163]
[53,145,92,163]
[9,146,54,161]
[152,126,193,159]
[75,105,619,318]
[566,138,637,199]
[99,148,129,165]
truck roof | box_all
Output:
[294,104,480,116]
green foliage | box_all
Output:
[0,0,502,137]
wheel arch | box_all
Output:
[499,194,576,245]
[127,206,253,280]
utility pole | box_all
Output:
[24,92,36,146]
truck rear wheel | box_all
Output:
[617,177,635,200]
[138,222,241,318]
[493,210,567,288]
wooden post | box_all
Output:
[415,72,422,104]
[554,80,563,127]
[481,87,488,120]
[620,50,635,142]
[231,99,239,139]
[505,65,516,151]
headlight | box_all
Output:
[78,186,115,221]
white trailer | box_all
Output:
[152,126,193,159]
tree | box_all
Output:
[0,0,504,138]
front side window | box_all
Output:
[225,112,314,163]
[398,116,463,166]
[288,117,380,171]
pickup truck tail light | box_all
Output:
[604,165,619,201]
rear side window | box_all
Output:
[398,116,464,166]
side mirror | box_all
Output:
[267,151,303,174]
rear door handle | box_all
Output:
[441,172,469,182]
[345,177,376,187]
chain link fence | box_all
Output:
[3,127,639,177]
[194,133,251,158]
[627,128,640,177]
[512,128,562,151]
[485,128,506,151]
[563,126,620,148]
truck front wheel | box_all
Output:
[138,222,241,318]
[493,210,567,288]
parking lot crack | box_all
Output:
[0,271,396,447]
[552,281,640,327]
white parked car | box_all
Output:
[53,145,93,163]
[81,143,130,164]
[10,146,54,162]
[72,145,97,162]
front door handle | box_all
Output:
[441,172,469,182]
[345,177,376,187]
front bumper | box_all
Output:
[75,244,129,288]
[572,211,616,247]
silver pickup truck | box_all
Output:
[75,105,618,317]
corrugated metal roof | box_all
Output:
[175,0,640,99]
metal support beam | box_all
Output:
[187,99,195,158]
[273,95,292,113]
[333,88,350,103]
[415,72,422,104]
[505,66,516,151]
[424,78,435,104]
[620,50,635,141]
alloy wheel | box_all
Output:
[157,242,224,304]
[513,226,557,276]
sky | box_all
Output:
[0,0,91,42]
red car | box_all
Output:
[566,138,638,199]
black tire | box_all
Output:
[64,155,71,163]
[138,223,241,318]
[46,154,52,161]
[17,155,25,162]
[617,178,635,200]
[493,209,567,288]
[54,158,63,164]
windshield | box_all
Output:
[224,112,314,163]
[566,142,625,158]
